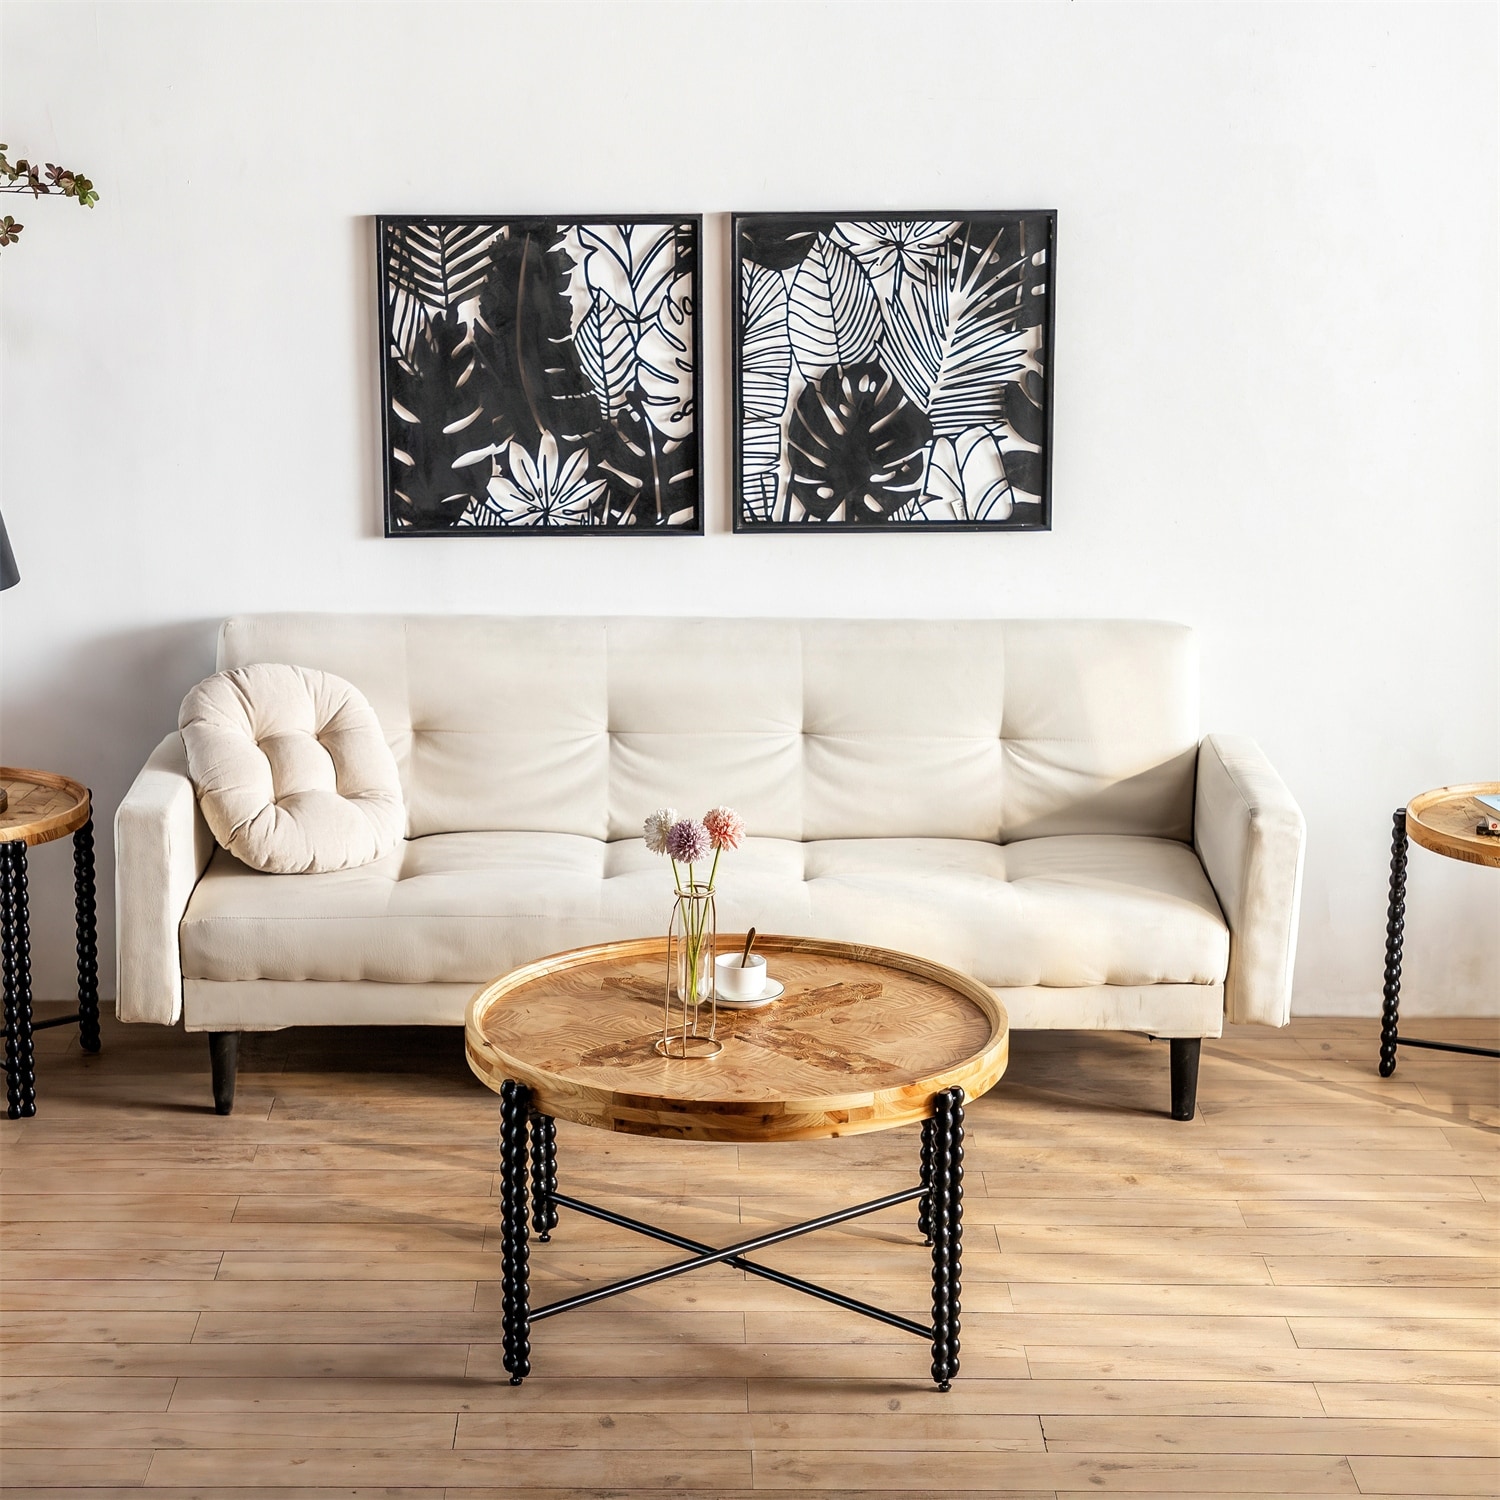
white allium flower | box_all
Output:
[643,807,678,856]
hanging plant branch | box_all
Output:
[0,144,99,251]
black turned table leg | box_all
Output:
[73,811,101,1055]
[929,1086,965,1391]
[1379,808,1408,1078]
[500,1080,532,1384]
[918,1115,935,1244]
[2,841,36,1118]
[530,1111,558,1242]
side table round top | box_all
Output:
[1406,782,1500,870]
[0,767,90,848]
[466,934,1010,1143]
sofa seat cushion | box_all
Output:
[181,833,1229,991]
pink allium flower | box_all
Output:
[665,818,711,864]
[703,806,745,852]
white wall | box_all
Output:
[3,1,1496,1016]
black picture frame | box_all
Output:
[377,214,704,536]
[731,211,1056,533]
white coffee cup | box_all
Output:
[715,952,768,1000]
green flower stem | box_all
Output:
[674,863,714,1011]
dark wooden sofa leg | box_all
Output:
[1169,1038,1201,1121]
[209,1032,239,1116]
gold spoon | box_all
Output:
[740,928,757,968]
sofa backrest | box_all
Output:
[217,616,1199,844]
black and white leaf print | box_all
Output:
[593,381,696,527]
[468,221,601,453]
[998,445,1044,500]
[787,237,882,381]
[829,220,960,288]
[574,294,635,419]
[740,260,792,420]
[883,223,1036,435]
[741,418,782,478]
[636,274,695,441]
[387,310,491,529]
[739,218,835,271]
[379,216,700,534]
[786,360,932,523]
[385,222,500,359]
[733,212,1053,530]
[575,222,682,330]
[1002,373,1046,447]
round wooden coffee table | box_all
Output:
[1,767,102,1119]
[1379,782,1500,1076]
[466,933,1009,1390]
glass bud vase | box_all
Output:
[657,881,720,1059]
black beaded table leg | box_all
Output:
[1,845,17,1112]
[917,1115,935,1244]
[499,1080,532,1384]
[928,1086,965,1391]
[74,812,101,1055]
[2,841,37,1118]
[530,1112,558,1242]
[1378,808,1408,1078]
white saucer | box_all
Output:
[715,977,786,1010]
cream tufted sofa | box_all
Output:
[115,615,1305,1117]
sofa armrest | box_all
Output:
[1194,734,1306,1026]
[114,732,214,1025]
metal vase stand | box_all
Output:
[656,882,720,1060]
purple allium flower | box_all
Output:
[665,818,711,864]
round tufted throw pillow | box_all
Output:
[179,664,405,874]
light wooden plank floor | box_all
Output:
[2,1006,1497,1497]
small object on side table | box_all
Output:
[1378,781,1500,1078]
[1,766,101,1118]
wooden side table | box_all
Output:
[1378,782,1500,1076]
[1,767,101,1118]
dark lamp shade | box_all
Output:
[0,510,18,591]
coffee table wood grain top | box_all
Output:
[0,767,90,848]
[465,934,1009,1143]
[1407,782,1500,869]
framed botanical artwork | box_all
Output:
[377,215,702,535]
[732,212,1055,532]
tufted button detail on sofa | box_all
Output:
[179,664,406,875]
